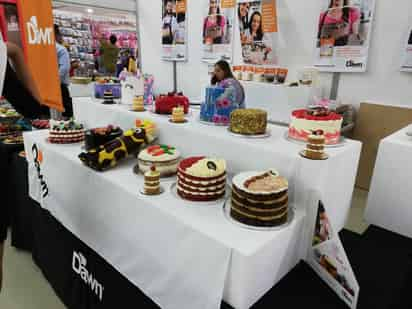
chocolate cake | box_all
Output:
[84,125,123,151]
[230,170,289,227]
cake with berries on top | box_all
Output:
[288,107,342,145]
[144,166,161,195]
[177,156,226,202]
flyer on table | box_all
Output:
[201,0,235,63]
[306,200,359,309]
[161,0,188,61]
[401,22,412,72]
[237,0,279,66]
[314,0,375,73]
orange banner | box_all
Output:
[17,0,63,111]
[262,0,278,33]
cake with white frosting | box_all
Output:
[231,170,289,227]
[288,107,342,145]
[138,145,180,177]
[177,156,226,202]
[49,119,85,144]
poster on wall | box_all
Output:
[161,0,188,62]
[237,0,279,66]
[305,198,359,309]
[314,0,375,73]
[400,24,412,72]
[15,0,64,111]
[201,0,235,63]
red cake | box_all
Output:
[177,156,226,202]
[155,92,189,115]
[288,108,343,145]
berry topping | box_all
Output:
[207,161,217,171]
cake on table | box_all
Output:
[132,96,145,111]
[79,127,148,171]
[135,119,158,144]
[171,106,185,123]
[84,125,123,151]
[301,131,328,160]
[288,107,343,145]
[103,90,115,104]
[230,170,289,227]
[230,109,267,135]
[155,92,189,115]
[144,166,161,195]
[138,145,181,177]
[49,119,85,144]
[177,156,226,202]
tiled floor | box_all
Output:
[0,189,370,308]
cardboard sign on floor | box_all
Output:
[303,192,359,309]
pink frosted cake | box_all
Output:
[288,108,343,145]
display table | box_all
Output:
[23,98,361,309]
[73,97,361,231]
[365,124,412,238]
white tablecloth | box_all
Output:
[73,97,361,231]
[365,125,412,238]
[23,98,361,309]
[24,130,305,309]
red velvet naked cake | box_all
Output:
[177,156,227,202]
[155,92,189,115]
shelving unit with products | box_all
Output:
[52,2,138,78]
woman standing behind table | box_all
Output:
[211,60,245,109]
[318,0,361,46]
[203,0,226,44]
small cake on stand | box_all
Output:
[143,166,162,195]
[171,106,186,123]
[300,130,329,160]
[103,90,115,104]
[132,96,145,112]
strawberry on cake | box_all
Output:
[49,119,85,144]
[177,157,226,202]
[155,92,189,115]
[288,108,343,145]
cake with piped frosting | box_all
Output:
[288,107,342,145]
[138,145,180,177]
[177,156,226,202]
[49,119,85,144]
[231,170,289,227]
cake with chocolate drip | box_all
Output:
[230,170,289,227]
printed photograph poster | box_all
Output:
[237,0,279,66]
[161,0,188,61]
[400,23,412,72]
[202,0,236,63]
[314,0,375,73]
[306,200,359,309]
